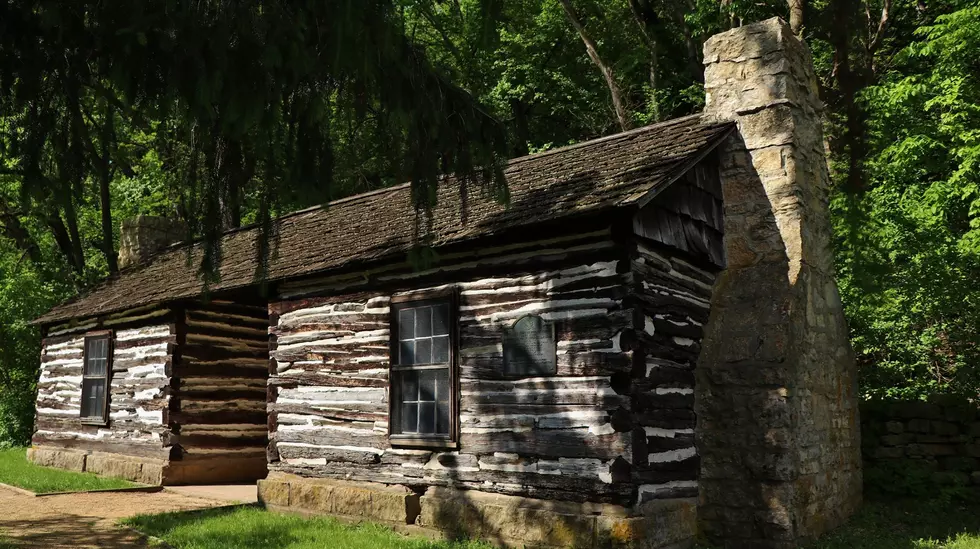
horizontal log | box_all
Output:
[460,389,627,409]
[186,309,269,330]
[270,374,387,389]
[634,392,694,411]
[268,402,386,423]
[174,388,266,400]
[177,434,268,449]
[182,344,267,361]
[459,430,629,460]
[275,426,388,449]
[112,356,171,373]
[628,293,709,325]
[169,410,268,425]
[30,436,172,459]
[175,361,269,378]
[277,443,381,464]
[114,335,176,351]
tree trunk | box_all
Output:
[99,99,118,274]
[0,198,42,266]
[627,0,661,121]
[789,0,806,34]
[43,209,80,274]
[666,3,703,83]
[558,0,632,131]
[62,191,85,274]
[828,0,867,193]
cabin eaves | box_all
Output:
[35,114,734,325]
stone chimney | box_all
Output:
[117,215,187,270]
[696,18,861,548]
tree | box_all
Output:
[0,0,510,282]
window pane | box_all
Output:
[415,307,432,338]
[81,378,106,418]
[85,337,109,375]
[401,371,419,402]
[419,370,436,401]
[432,336,450,363]
[398,309,415,340]
[436,400,450,434]
[400,402,418,433]
[399,341,415,365]
[414,339,432,365]
[418,402,436,434]
[435,369,449,402]
[432,304,450,336]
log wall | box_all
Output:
[627,239,716,504]
[33,306,175,460]
[267,226,715,506]
[169,299,270,482]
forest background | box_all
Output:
[0,0,978,447]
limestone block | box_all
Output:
[280,476,418,525]
[27,447,86,472]
[872,447,903,460]
[908,419,931,433]
[420,487,599,548]
[139,462,164,485]
[86,453,141,481]
[257,478,290,507]
[597,499,697,549]
[932,421,960,437]
[885,421,904,434]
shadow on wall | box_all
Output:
[693,128,804,543]
[414,173,697,548]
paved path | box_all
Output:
[164,484,258,504]
[0,485,225,548]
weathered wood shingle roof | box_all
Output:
[36,114,733,325]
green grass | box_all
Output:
[124,497,980,549]
[123,506,494,549]
[809,499,980,549]
[0,447,137,494]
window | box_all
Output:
[389,292,457,447]
[80,333,112,424]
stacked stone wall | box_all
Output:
[697,17,862,548]
[862,398,980,490]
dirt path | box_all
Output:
[0,486,225,548]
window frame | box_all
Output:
[80,330,113,426]
[387,287,459,449]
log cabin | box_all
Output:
[29,19,862,549]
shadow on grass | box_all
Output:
[810,498,980,549]
[1,514,145,548]
[123,504,492,549]
[697,498,980,549]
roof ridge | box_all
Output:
[159,114,716,252]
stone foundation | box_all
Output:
[28,447,165,485]
[27,446,267,486]
[258,473,696,549]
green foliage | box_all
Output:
[123,506,495,549]
[0,447,137,493]
[834,1,980,398]
[0,252,70,447]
